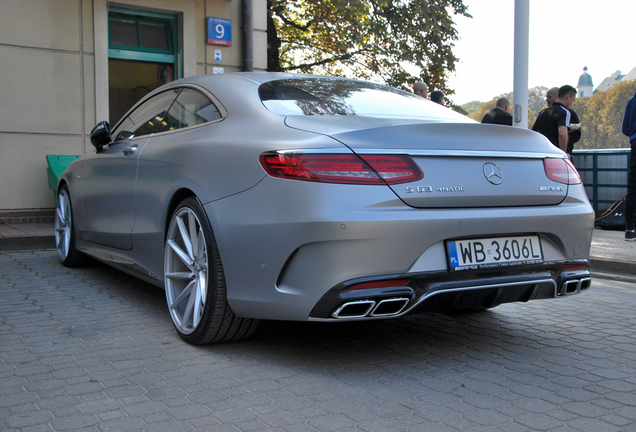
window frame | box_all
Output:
[111,84,227,142]
[108,7,179,68]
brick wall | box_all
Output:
[0,210,55,224]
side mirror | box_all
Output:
[90,121,112,152]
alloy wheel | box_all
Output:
[164,207,209,335]
[55,189,72,261]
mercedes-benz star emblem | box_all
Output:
[483,162,503,185]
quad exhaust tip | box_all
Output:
[558,277,591,296]
[332,297,410,319]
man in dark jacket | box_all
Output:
[532,85,577,153]
[539,86,580,155]
[622,91,636,241]
[481,98,513,126]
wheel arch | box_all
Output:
[164,188,198,238]
[56,178,68,192]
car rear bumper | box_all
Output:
[205,177,594,321]
[308,260,591,320]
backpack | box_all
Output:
[595,199,626,231]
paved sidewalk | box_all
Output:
[1,222,634,276]
[0,222,55,251]
[587,228,636,276]
[1,249,636,431]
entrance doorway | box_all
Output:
[108,59,173,124]
[108,8,180,125]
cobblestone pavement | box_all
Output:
[1,250,636,432]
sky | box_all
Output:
[447,0,636,105]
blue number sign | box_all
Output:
[207,17,232,46]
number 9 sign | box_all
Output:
[207,17,232,46]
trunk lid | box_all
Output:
[285,118,568,208]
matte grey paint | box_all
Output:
[59,72,595,323]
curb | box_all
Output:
[0,236,56,252]
[590,257,636,277]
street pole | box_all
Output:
[513,0,529,128]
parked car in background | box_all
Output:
[55,73,595,345]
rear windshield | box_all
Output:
[259,78,458,120]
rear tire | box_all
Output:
[55,185,85,267]
[164,197,259,344]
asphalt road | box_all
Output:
[1,249,636,431]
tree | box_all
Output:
[572,80,636,149]
[469,99,496,122]
[461,100,483,116]
[267,0,470,96]
[527,85,548,126]
[466,86,547,125]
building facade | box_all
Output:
[594,68,636,94]
[0,0,267,223]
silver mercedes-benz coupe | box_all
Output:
[55,73,594,345]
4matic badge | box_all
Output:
[405,185,465,193]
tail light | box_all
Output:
[543,158,582,185]
[259,153,423,185]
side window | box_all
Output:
[111,89,181,142]
[156,88,221,133]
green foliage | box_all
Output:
[267,0,470,95]
[461,100,483,115]
[528,86,548,115]
[572,80,636,149]
[461,82,636,148]
[469,99,496,122]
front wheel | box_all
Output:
[164,197,258,344]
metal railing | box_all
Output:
[571,149,631,211]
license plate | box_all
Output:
[447,235,543,271]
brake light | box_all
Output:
[259,153,423,185]
[543,158,582,185]
[349,279,410,290]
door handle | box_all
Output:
[122,146,138,156]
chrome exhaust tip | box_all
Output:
[332,297,411,319]
[558,277,591,296]
[332,300,376,318]
[579,277,591,291]
[369,298,410,317]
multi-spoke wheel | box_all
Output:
[55,185,84,267]
[164,197,258,345]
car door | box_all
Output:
[77,88,181,249]
[131,87,224,240]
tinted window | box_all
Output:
[139,22,169,51]
[259,78,457,120]
[156,88,221,133]
[109,19,139,47]
[111,89,180,141]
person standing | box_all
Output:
[413,82,428,99]
[542,86,581,155]
[545,87,559,107]
[431,91,445,106]
[481,98,513,126]
[566,107,581,156]
[622,90,636,241]
[535,86,580,155]
[531,85,577,154]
